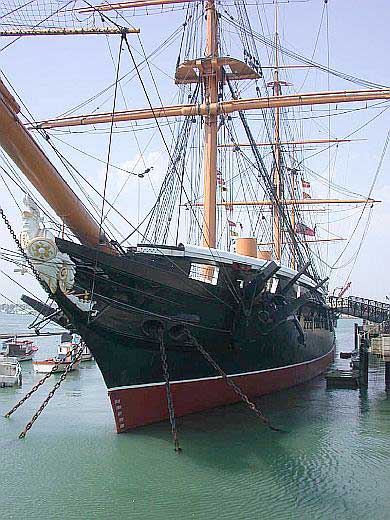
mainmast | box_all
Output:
[202,0,219,249]
[7,0,388,264]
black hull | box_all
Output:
[41,239,335,394]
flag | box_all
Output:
[303,192,311,199]
[302,179,311,189]
[230,230,239,237]
[295,222,315,236]
[217,171,226,190]
[227,220,236,227]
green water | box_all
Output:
[1,316,389,520]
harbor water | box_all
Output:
[1,315,389,519]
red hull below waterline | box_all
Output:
[108,347,335,432]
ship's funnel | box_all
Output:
[235,237,257,258]
[0,79,114,253]
[257,250,272,261]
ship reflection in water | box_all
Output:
[1,315,389,519]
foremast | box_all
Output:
[0,1,389,268]
[202,0,219,249]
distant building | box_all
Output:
[0,302,32,314]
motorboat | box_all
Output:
[0,337,38,361]
[32,341,81,374]
[58,333,93,362]
[0,356,22,387]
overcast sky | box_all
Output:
[0,0,389,305]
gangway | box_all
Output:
[328,296,390,323]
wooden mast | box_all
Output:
[219,138,364,147]
[0,28,140,37]
[190,198,379,207]
[78,0,197,12]
[33,89,390,128]
[272,0,282,260]
[0,82,113,251]
[202,0,218,249]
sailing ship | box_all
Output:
[0,1,387,432]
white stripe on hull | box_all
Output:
[108,345,335,392]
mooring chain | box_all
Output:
[184,329,282,433]
[159,332,181,453]
[4,343,81,419]
[0,206,51,296]
[18,347,83,439]
[5,370,53,418]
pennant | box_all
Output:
[227,220,236,227]
[302,179,311,189]
[295,223,315,236]
[303,192,311,199]
[217,174,226,187]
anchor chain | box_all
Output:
[159,332,181,453]
[185,329,282,433]
[0,206,51,296]
[5,369,55,418]
[18,346,83,439]
[4,342,82,418]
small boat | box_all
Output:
[0,356,22,387]
[58,333,93,362]
[32,355,81,374]
[0,337,38,361]
[32,342,81,374]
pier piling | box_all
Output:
[359,333,369,387]
[385,361,390,390]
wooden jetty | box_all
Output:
[325,369,360,389]
[325,296,390,389]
